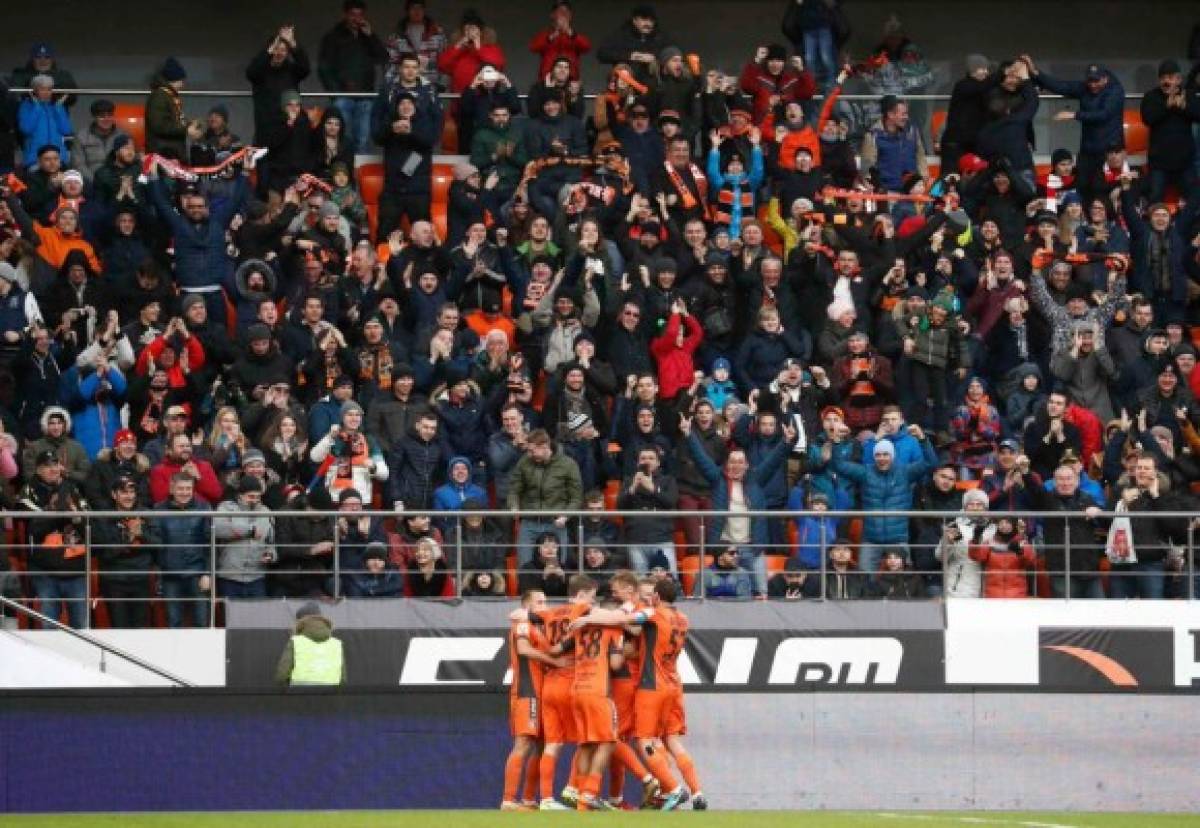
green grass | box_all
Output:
[2,812,1199,828]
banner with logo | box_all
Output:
[227,627,946,690]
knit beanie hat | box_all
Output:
[962,489,989,510]
[872,439,895,459]
[161,57,187,82]
[965,54,989,75]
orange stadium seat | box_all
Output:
[113,102,146,151]
[1123,110,1148,155]
[432,163,454,204]
[441,118,459,153]
[357,163,384,207]
[930,110,947,144]
[766,555,787,576]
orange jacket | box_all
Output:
[969,538,1036,598]
[33,222,102,273]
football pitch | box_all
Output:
[2,812,1199,827]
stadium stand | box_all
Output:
[0,0,1199,636]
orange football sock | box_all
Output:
[522,753,539,802]
[674,749,702,794]
[609,753,626,801]
[539,753,557,801]
[614,740,649,780]
[502,751,525,803]
[643,749,679,791]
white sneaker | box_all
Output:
[539,799,569,810]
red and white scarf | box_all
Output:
[142,146,268,182]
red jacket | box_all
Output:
[650,313,703,400]
[970,537,1037,598]
[1065,404,1102,470]
[529,29,591,78]
[149,457,224,506]
[136,334,206,390]
[437,42,507,93]
[738,62,815,124]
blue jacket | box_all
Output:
[18,99,72,166]
[862,429,924,470]
[308,395,343,444]
[785,502,841,569]
[152,498,213,574]
[1036,70,1125,157]
[707,144,765,229]
[687,431,790,549]
[832,438,937,543]
[868,122,921,191]
[705,566,752,598]
[803,436,857,510]
[148,175,247,290]
[64,366,127,460]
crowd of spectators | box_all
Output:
[1,1,1199,627]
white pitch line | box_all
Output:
[875,812,1081,828]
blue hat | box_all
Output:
[30,43,53,59]
[712,357,731,374]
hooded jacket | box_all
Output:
[23,406,90,484]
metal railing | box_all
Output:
[8,86,1147,102]
[2,507,1197,628]
[0,594,193,686]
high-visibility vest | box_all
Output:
[290,635,344,686]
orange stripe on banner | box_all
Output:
[1044,645,1138,687]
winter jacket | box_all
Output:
[936,517,986,598]
[832,438,937,543]
[214,499,276,583]
[17,98,72,166]
[92,513,159,576]
[436,40,507,94]
[618,470,679,544]
[23,407,90,484]
[860,120,926,192]
[246,47,312,144]
[734,327,810,395]
[274,512,335,597]
[596,20,670,85]
[705,565,753,599]
[65,366,127,459]
[148,456,224,506]
[650,313,703,400]
[144,83,187,160]
[386,428,444,509]
[1120,188,1199,306]
[317,21,388,93]
[1023,474,1102,576]
[976,81,1038,171]
[1140,86,1200,172]
[73,124,127,184]
[19,477,87,574]
[1036,69,1125,157]
[970,530,1037,598]
[364,392,429,454]
[152,497,213,575]
[507,451,582,512]
[738,63,815,124]
[375,102,440,197]
[147,175,247,291]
